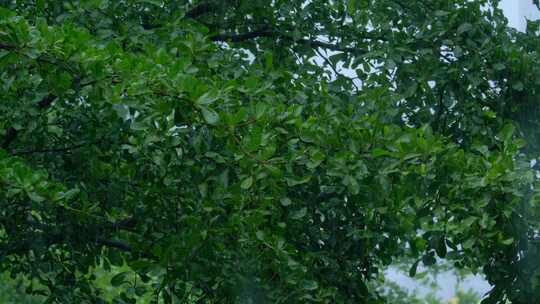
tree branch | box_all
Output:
[0,43,16,50]
[298,38,366,54]
[20,218,140,255]
[37,93,57,109]
[211,29,367,55]
[185,2,213,18]
[314,48,360,92]
[2,127,17,149]
[96,237,134,252]
[1,231,136,256]
[108,216,138,231]
[12,141,96,156]
[211,29,276,42]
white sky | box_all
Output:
[500,0,540,30]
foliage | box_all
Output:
[0,272,43,304]
[1,0,540,303]
[374,261,483,304]
[452,289,482,304]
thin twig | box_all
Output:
[315,48,360,92]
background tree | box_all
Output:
[1,0,540,303]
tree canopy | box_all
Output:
[1,0,540,303]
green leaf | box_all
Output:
[0,7,15,18]
[285,176,311,186]
[241,176,253,189]
[302,280,319,291]
[60,188,80,201]
[422,254,436,266]
[457,23,473,34]
[372,148,392,157]
[499,123,515,144]
[280,197,292,206]
[493,63,505,71]
[28,192,45,203]
[264,52,273,69]
[138,0,163,5]
[501,238,514,245]
[111,272,129,287]
[200,106,219,125]
[435,237,447,258]
[196,90,219,106]
[108,250,124,266]
[36,0,45,11]
[344,175,360,195]
[512,81,524,91]
[409,259,420,277]
[434,10,449,17]
[463,238,475,249]
[290,207,307,220]
[462,216,477,227]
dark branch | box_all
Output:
[211,29,367,55]
[2,232,135,256]
[299,38,366,54]
[0,43,16,50]
[142,2,214,29]
[314,48,360,92]
[38,94,57,109]
[108,216,138,231]
[0,42,21,149]
[12,141,94,156]
[185,2,213,18]
[80,75,120,87]
[21,218,139,254]
[211,29,276,42]
[96,237,134,252]
[2,127,17,149]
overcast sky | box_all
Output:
[500,0,540,31]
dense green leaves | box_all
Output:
[0,0,540,303]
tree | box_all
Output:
[1,0,540,303]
